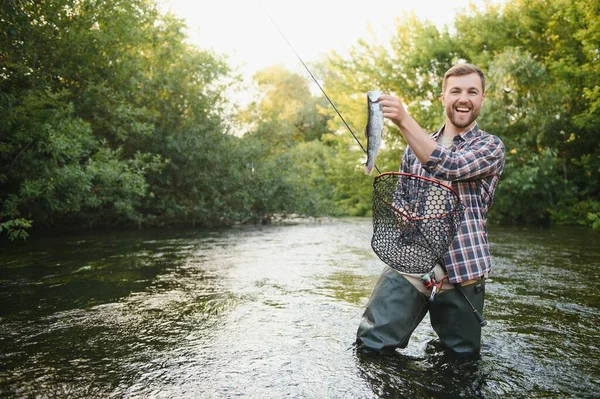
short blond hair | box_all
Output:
[442,63,485,93]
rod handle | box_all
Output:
[474,310,487,327]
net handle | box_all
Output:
[374,172,462,200]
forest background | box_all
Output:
[1,0,598,240]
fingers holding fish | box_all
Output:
[375,94,409,126]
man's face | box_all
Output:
[441,73,485,130]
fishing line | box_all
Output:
[258,2,483,326]
[257,0,381,174]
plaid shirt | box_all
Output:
[400,123,506,283]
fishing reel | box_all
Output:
[421,272,447,302]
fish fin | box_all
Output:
[364,165,372,175]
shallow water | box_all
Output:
[0,219,599,398]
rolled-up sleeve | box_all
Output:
[423,135,505,181]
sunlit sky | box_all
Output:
[161,0,502,79]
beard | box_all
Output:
[447,106,480,129]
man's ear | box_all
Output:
[439,92,445,106]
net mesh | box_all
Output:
[371,172,465,274]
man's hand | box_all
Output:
[376,93,437,164]
[376,94,409,128]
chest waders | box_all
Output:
[359,172,487,354]
[356,266,485,354]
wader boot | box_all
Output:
[356,267,429,351]
[429,279,485,355]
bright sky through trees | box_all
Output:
[161,0,504,80]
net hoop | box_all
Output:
[371,172,465,274]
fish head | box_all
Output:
[367,90,382,103]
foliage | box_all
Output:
[0,218,32,241]
[241,65,331,147]
[0,0,236,238]
[1,0,598,240]
[323,0,599,228]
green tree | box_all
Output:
[242,65,331,148]
[323,0,599,227]
[454,0,599,226]
[237,66,340,220]
[0,0,236,239]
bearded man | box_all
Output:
[357,63,506,355]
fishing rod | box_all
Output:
[260,2,484,326]
[257,0,381,175]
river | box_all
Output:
[0,218,599,398]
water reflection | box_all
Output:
[319,271,378,305]
[355,344,488,399]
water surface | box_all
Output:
[1,219,598,398]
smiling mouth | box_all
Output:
[455,107,471,115]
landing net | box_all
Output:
[371,172,465,274]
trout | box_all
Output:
[364,90,383,174]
